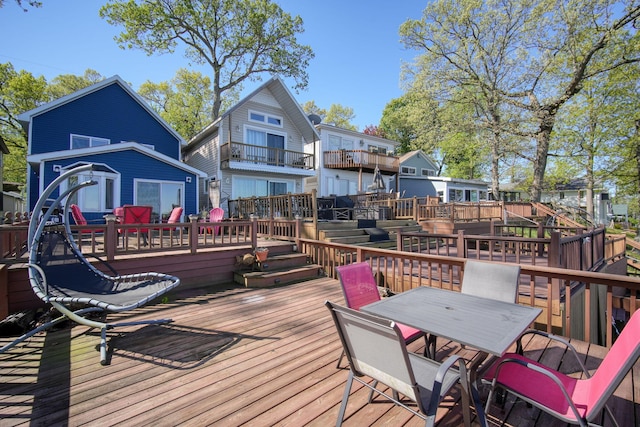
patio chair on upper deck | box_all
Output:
[335,262,428,368]
[326,301,481,427]
[0,164,181,365]
[483,307,640,426]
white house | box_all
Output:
[304,123,400,197]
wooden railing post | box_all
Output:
[457,230,465,258]
[189,215,199,254]
[413,196,418,221]
[250,215,258,249]
[104,214,117,262]
[311,189,319,240]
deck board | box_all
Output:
[0,277,638,426]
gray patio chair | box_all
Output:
[0,164,181,365]
[326,300,485,427]
[427,260,520,359]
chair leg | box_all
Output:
[336,349,345,369]
[336,371,354,427]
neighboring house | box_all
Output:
[540,178,610,225]
[183,76,318,217]
[19,75,205,222]
[307,123,400,197]
[391,150,489,202]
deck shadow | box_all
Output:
[106,323,276,368]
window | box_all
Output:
[135,179,184,221]
[401,166,416,175]
[328,135,354,150]
[64,168,119,212]
[421,168,435,176]
[71,134,110,149]
[233,176,293,198]
[249,110,283,127]
[368,145,388,155]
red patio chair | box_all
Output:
[484,307,640,426]
[118,205,152,246]
[334,262,428,368]
[69,204,103,235]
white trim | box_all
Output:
[27,141,206,178]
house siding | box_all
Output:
[29,83,180,159]
[37,152,198,221]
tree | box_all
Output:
[0,0,41,10]
[48,69,104,100]
[400,0,640,201]
[324,104,357,131]
[0,63,48,184]
[139,68,238,140]
[100,0,314,120]
[301,101,357,130]
[363,125,385,138]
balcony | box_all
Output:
[323,149,399,174]
[220,142,314,170]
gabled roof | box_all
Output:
[398,150,435,165]
[27,142,206,178]
[17,75,186,145]
[186,76,320,147]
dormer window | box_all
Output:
[71,134,110,150]
[249,110,283,127]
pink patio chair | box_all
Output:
[162,207,183,242]
[483,307,640,426]
[334,262,428,368]
[209,207,224,235]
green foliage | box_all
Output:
[0,0,41,10]
[399,0,640,201]
[0,63,48,184]
[47,70,104,100]
[100,0,314,119]
[324,104,357,131]
[138,68,237,140]
[301,101,357,131]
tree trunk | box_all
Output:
[529,109,556,202]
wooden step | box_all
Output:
[254,253,308,271]
[319,229,365,239]
[234,264,324,288]
[324,235,371,244]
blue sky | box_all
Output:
[0,0,425,130]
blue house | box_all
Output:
[18,75,205,222]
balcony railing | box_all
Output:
[323,150,399,173]
[221,142,314,170]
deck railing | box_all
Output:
[297,235,635,348]
[323,150,398,173]
[220,142,314,169]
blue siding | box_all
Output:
[35,151,198,221]
[30,83,180,159]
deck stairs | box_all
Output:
[318,219,422,248]
[233,244,324,288]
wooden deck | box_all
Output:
[0,277,638,426]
